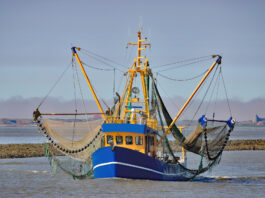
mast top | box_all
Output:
[127,31,150,69]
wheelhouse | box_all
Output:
[102,123,157,157]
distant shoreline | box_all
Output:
[0,140,265,159]
[0,125,36,128]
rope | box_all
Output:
[80,48,126,73]
[75,59,110,122]
[127,45,135,65]
[213,68,221,117]
[81,48,128,69]
[191,65,220,121]
[220,68,233,117]
[204,67,221,115]
[178,68,208,125]
[101,98,110,109]
[71,61,78,146]
[81,52,125,73]
[72,110,77,147]
[82,61,113,71]
[157,69,208,82]
[152,55,213,71]
[37,61,72,109]
[117,71,126,93]
[153,55,213,68]
[76,57,110,110]
[40,113,104,116]
[155,80,180,113]
[72,60,91,129]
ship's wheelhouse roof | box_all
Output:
[102,123,156,135]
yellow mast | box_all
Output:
[157,55,222,145]
[71,47,106,120]
[125,31,151,122]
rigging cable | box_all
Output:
[213,68,221,118]
[155,58,213,73]
[156,69,208,82]
[191,64,220,121]
[72,59,90,124]
[80,60,111,109]
[81,61,118,108]
[37,61,72,109]
[117,72,126,93]
[155,79,181,114]
[81,61,113,71]
[81,48,128,69]
[123,28,131,66]
[204,67,221,115]
[181,64,219,129]
[178,74,207,127]
[127,45,135,67]
[80,48,127,73]
[71,60,78,146]
[155,71,205,123]
[220,67,233,116]
[152,55,214,69]
[79,51,125,73]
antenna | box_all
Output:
[147,28,152,49]
[139,16,143,32]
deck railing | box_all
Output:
[105,116,157,129]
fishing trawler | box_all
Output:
[33,29,235,181]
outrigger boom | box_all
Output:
[71,47,106,120]
[157,55,222,145]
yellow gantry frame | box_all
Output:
[157,55,221,145]
[125,31,151,122]
[71,35,220,159]
[72,47,106,120]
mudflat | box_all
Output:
[0,140,265,159]
[0,143,59,159]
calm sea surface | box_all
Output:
[0,127,47,144]
[0,126,264,144]
[0,151,264,198]
[0,127,264,197]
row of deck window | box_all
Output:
[106,135,154,146]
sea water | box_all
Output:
[0,127,47,144]
[0,127,265,197]
[0,151,264,198]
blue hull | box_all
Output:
[92,146,188,181]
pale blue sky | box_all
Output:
[1,0,265,104]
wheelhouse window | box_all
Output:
[125,136,133,145]
[107,135,113,144]
[116,136,123,145]
[135,136,143,145]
